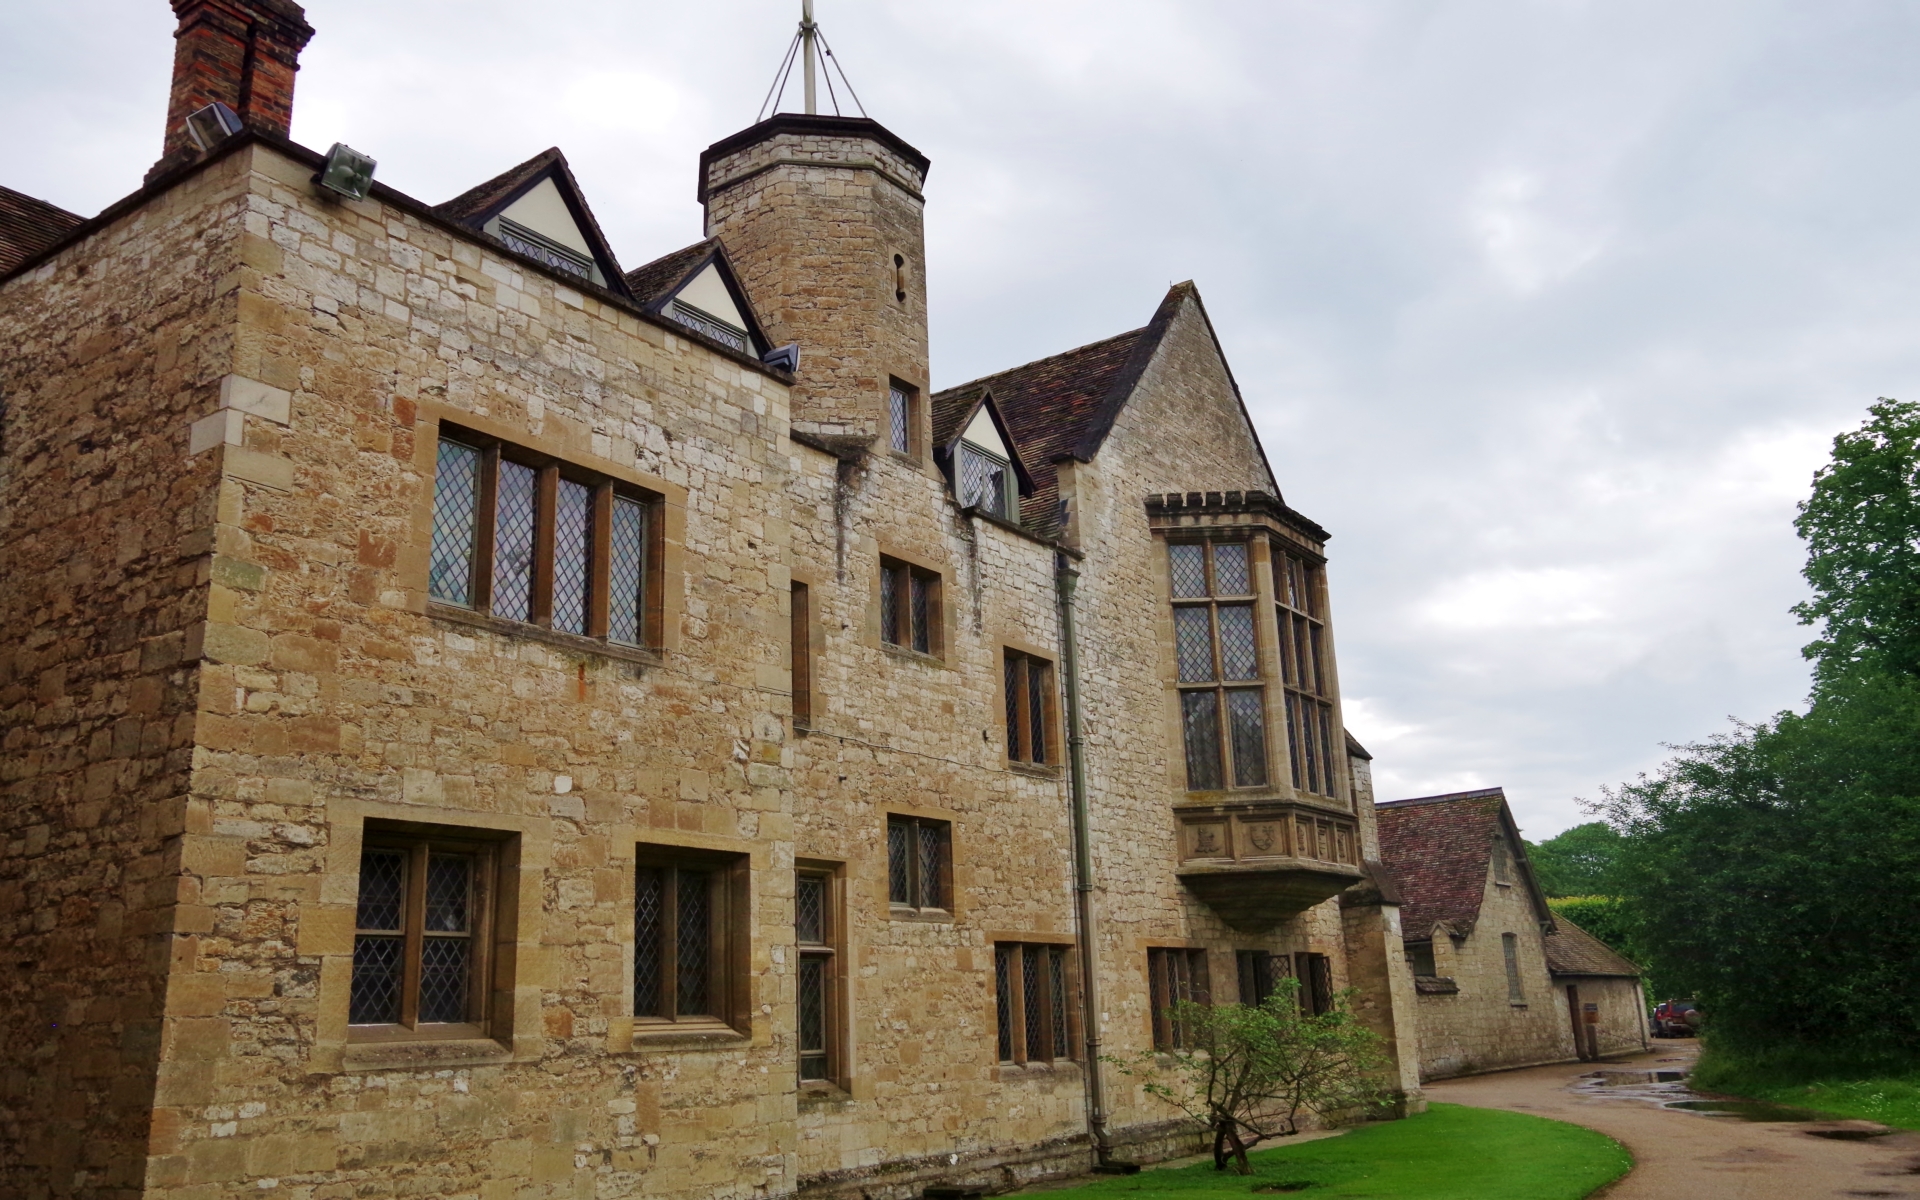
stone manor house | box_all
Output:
[0,3,1438,1198]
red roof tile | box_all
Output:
[1376,788,1553,939]
[1544,915,1640,978]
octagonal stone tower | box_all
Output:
[699,114,931,447]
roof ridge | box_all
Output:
[1377,787,1506,808]
[933,325,1147,399]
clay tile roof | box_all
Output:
[932,325,1152,537]
[0,184,85,275]
[624,239,717,305]
[1374,788,1510,941]
[1544,915,1640,978]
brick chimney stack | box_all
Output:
[150,0,314,179]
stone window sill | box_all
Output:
[880,642,945,668]
[428,601,662,667]
[1510,1002,1529,1009]
[1007,761,1062,779]
[627,1019,750,1048]
[341,1036,512,1073]
[798,1081,855,1109]
[993,1060,1082,1081]
[890,905,954,925]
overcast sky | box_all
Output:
[10,1,1916,837]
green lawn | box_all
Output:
[1691,1046,1920,1131]
[1031,1104,1630,1200]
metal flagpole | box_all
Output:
[802,0,818,115]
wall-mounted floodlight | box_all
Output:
[184,102,243,152]
[762,342,800,373]
[317,143,376,201]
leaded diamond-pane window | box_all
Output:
[795,868,837,1084]
[995,942,1074,1065]
[1171,541,1274,792]
[632,853,741,1029]
[880,558,940,657]
[889,384,915,455]
[1275,546,1338,798]
[351,834,497,1036]
[959,442,1012,520]
[429,440,481,605]
[1003,649,1054,765]
[492,459,537,623]
[551,478,591,634]
[430,429,659,648]
[888,815,948,912]
[609,497,647,646]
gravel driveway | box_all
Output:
[1425,1043,1920,1198]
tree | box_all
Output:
[1794,397,1920,688]
[1109,983,1385,1174]
[1525,822,1624,897]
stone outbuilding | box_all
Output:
[0,3,1424,1199]
[1375,787,1644,1080]
[1545,915,1650,1061]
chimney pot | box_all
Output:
[150,0,314,181]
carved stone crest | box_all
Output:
[1247,823,1276,853]
[1191,824,1224,856]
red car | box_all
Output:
[1652,999,1702,1037]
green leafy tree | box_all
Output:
[1525,822,1624,897]
[1108,983,1385,1174]
[1594,400,1920,1057]
[1795,397,1920,687]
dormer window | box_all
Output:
[956,404,1017,521]
[495,217,594,281]
[661,262,753,354]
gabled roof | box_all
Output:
[0,184,85,275]
[1544,915,1641,979]
[932,281,1279,540]
[434,148,630,298]
[1375,787,1554,940]
[622,238,770,358]
[933,390,1035,502]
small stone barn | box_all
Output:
[1375,788,1641,1080]
[1544,916,1649,1060]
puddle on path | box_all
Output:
[1572,1069,1830,1123]
[1666,1099,1827,1122]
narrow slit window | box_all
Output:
[790,582,812,726]
[1275,544,1338,799]
[795,868,838,1084]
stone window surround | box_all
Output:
[879,799,962,924]
[408,402,688,666]
[606,827,767,1052]
[632,842,753,1038]
[990,932,1083,1073]
[1150,511,1349,811]
[1146,945,1211,1051]
[1000,642,1061,772]
[308,799,551,1075]
[872,543,949,663]
[887,376,924,462]
[795,857,849,1095]
[348,825,505,1040]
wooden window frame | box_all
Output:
[349,825,507,1043]
[1002,649,1058,766]
[886,814,952,914]
[994,942,1079,1066]
[1297,952,1336,1015]
[632,845,751,1035]
[1273,543,1338,799]
[1170,539,1268,792]
[879,556,943,659]
[790,581,813,729]
[430,425,665,649]
[795,862,845,1089]
[1406,940,1438,978]
[1147,947,1211,1051]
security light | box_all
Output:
[762,342,800,373]
[184,102,243,152]
[316,142,376,201]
